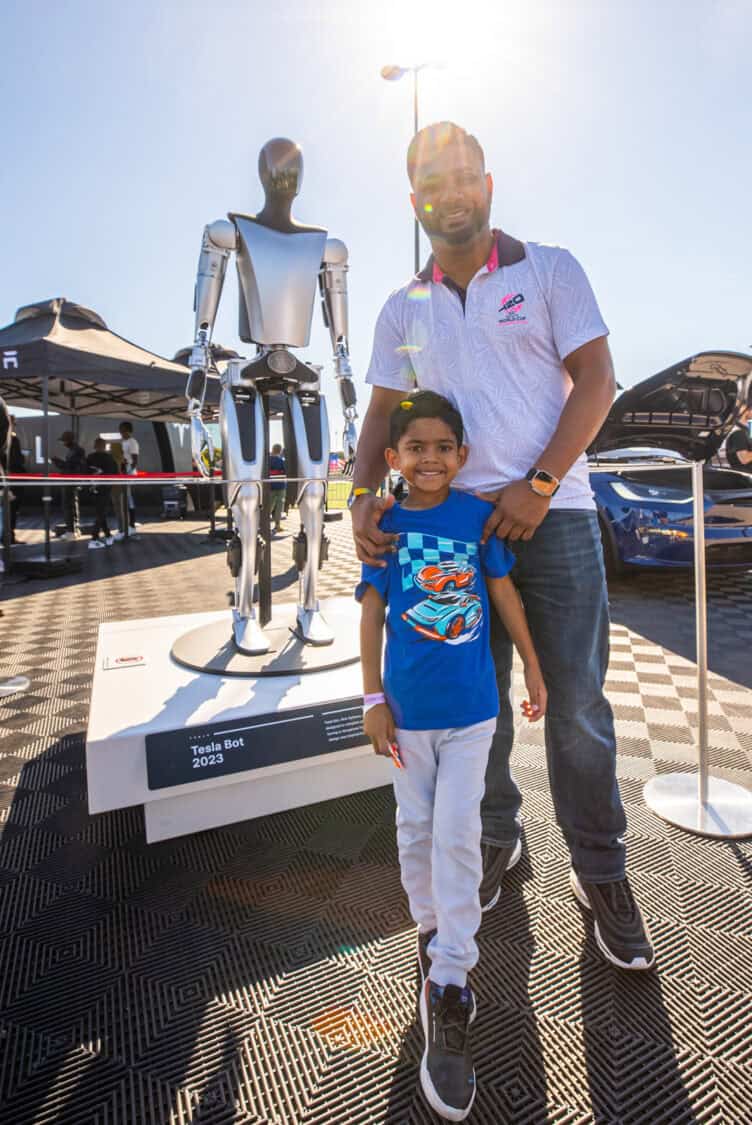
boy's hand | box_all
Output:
[364,702,399,759]
[520,662,547,722]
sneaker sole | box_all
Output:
[480,836,522,913]
[569,870,655,971]
[419,982,476,1122]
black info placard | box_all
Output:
[145,696,368,790]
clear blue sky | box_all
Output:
[2,0,749,434]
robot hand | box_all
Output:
[189,411,216,479]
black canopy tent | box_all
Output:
[0,298,219,572]
[0,298,203,421]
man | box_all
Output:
[0,413,25,543]
[269,443,286,533]
[118,421,140,528]
[86,438,118,548]
[725,405,752,471]
[52,430,87,539]
[351,123,653,977]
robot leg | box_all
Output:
[220,384,270,655]
[289,388,333,645]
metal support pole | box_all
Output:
[643,460,752,837]
[258,395,272,629]
[42,375,51,564]
[413,68,420,275]
[693,459,709,805]
[2,478,11,573]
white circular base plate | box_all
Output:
[171,601,359,678]
[644,773,752,839]
[0,676,31,698]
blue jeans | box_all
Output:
[481,509,627,882]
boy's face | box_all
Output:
[386,417,467,495]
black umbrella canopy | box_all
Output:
[0,298,218,421]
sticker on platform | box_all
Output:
[102,654,146,670]
[145,696,368,789]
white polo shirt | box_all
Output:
[365,236,608,510]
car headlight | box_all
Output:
[610,480,693,504]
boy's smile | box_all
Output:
[386,417,467,509]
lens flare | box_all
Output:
[406,285,430,302]
[395,343,422,354]
[423,203,433,213]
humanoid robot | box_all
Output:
[186,138,358,656]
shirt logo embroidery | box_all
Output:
[498,292,526,325]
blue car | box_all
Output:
[589,351,752,574]
[403,592,482,641]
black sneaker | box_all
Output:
[417,928,436,988]
[479,836,522,911]
[419,980,477,1121]
[570,870,655,971]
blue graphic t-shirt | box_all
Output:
[356,489,515,730]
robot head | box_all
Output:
[258,138,303,202]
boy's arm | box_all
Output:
[359,585,398,755]
[487,575,547,720]
[360,584,386,694]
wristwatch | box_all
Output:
[525,468,560,498]
[347,486,375,510]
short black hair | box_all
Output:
[388,390,464,449]
[119,421,132,433]
[407,121,485,187]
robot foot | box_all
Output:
[232,611,271,655]
[294,607,335,647]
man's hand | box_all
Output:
[479,479,551,543]
[363,702,398,757]
[351,492,399,567]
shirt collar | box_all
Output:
[416,229,520,284]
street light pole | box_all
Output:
[381,62,442,275]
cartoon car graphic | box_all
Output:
[414,562,475,594]
[402,593,482,641]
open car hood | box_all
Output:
[589,351,752,462]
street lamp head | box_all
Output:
[380,65,407,81]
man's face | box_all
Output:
[410,143,492,247]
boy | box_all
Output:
[357,390,546,1122]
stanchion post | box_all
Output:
[643,459,752,837]
[692,460,709,806]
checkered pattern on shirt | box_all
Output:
[396,531,478,591]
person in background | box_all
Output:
[0,414,26,544]
[118,421,140,528]
[86,438,118,548]
[725,405,752,471]
[269,442,286,533]
[52,430,87,539]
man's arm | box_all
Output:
[482,336,616,543]
[351,386,406,566]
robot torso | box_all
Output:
[230,215,328,349]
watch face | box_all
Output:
[533,477,557,497]
[527,470,559,497]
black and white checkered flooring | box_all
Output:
[1,515,751,1124]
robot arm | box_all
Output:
[187,219,237,476]
[320,238,358,474]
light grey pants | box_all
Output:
[393,718,496,988]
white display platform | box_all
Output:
[86,600,391,842]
